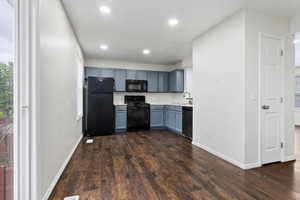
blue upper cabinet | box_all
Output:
[85,67,101,77]
[175,70,184,92]
[137,70,147,80]
[85,67,114,78]
[85,67,184,93]
[168,71,176,92]
[147,71,159,92]
[158,72,169,93]
[100,68,115,78]
[168,70,184,93]
[114,69,126,92]
[126,70,137,80]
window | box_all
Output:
[0,0,14,199]
[77,55,83,120]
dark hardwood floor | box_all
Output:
[49,129,300,200]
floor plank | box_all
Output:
[49,129,300,200]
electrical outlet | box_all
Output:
[64,195,80,200]
[86,139,94,144]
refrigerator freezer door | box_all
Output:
[88,77,114,94]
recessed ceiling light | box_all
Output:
[294,39,299,44]
[100,44,109,50]
[143,49,151,55]
[99,6,111,14]
[168,18,179,26]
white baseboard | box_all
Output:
[42,135,83,200]
[192,141,246,169]
[282,154,296,162]
[243,162,261,169]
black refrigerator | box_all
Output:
[84,77,114,136]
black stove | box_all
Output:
[125,96,150,131]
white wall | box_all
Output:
[291,14,300,34]
[244,9,291,165]
[184,67,193,95]
[182,56,193,68]
[39,0,84,199]
[193,9,294,169]
[192,11,246,167]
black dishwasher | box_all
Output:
[182,106,193,140]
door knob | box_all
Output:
[262,105,270,110]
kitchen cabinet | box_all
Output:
[85,67,184,93]
[158,72,169,92]
[165,105,182,133]
[114,69,126,92]
[126,70,137,80]
[168,71,175,92]
[147,71,159,92]
[85,67,101,77]
[150,105,165,128]
[85,67,114,78]
[166,110,176,130]
[168,70,184,93]
[175,111,182,133]
[99,68,114,78]
[115,104,184,134]
[137,70,147,80]
[115,105,127,132]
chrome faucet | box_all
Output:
[183,92,193,105]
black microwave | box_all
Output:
[126,80,148,92]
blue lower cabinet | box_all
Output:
[115,106,127,132]
[150,110,165,128]
[169,111,177,130]
[175,111,182,133]
[165,110,176,130]
[165,106,182,134]
[114,104,182,133]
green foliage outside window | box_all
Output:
[0,63,13,119]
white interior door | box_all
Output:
[260,34,284,165]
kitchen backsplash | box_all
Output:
[114,92,188,105]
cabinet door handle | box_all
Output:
[262,105,270,110]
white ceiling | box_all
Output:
[62,0,300,65]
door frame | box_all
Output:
[14,0,40,199]
[258,32,285,166]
